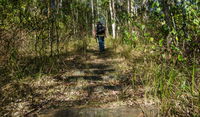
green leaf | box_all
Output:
[161,21,166,25]
[171,45,180,51]
[176,36,179,41]
[159,39,164,47]
[149,37,154,42]
[156,7,161,12]
[152,45,156,49]
[193,19,199,25]
[141,25,145,30]
[178,55,184,61]
[144,33,150,37]
[171,29,177,35]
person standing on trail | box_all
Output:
[95,21,106,52]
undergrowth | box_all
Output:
[0,38,90,116]
[0,37,199,116]
[111,37,200,116]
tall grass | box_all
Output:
[110,36,200,116]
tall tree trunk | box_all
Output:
[128,0,134,30]
[130,0,134,17]
[91,0,95,37]
[50,0,56,56]
[105,11,109,36]
[109,0,116,39]
[128,0,130,15]
[127,0,130,27]
[97,0,99,18]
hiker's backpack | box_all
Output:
[96,23,105,35]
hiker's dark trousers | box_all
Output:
[97,36,105,52]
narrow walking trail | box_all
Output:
[6,42,158,117]
[32,48,158,117]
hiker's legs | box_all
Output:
[98,36,105,52]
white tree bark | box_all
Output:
[97,0,99,18]
[130,0,134,17]
[128,0,130,14]
[105,12,109,36]
[91,0,95,36]
[127,0,131,27]
[109,0,116,39]
[59,0,62,9]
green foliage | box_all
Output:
[0,0,199,116]
[122,29,137,48]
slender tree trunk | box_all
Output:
[91,0,95,37]
[112,0,116,38]
[105,11,109,36]
[127,0,130,27]
[128,0,130,15]
[50,0,56,56]
[97,0,99,18]
[109,0,116,39]
[59,0,62,9]
[130,0,134,17]
[128,0,134,30]
[48,0,51,53]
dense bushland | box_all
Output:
[0,0,199,116]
